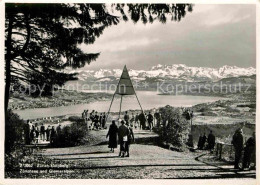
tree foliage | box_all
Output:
[5,3,193,111]
[157,105,190,147]
[5,109,25,154]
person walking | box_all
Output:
[40,123,45,141]
[56,124,62,145]
[50,126,56,146]
[135,113,139,129]
[118,120,129,157]
[147,112,154,131]
[154,110,160,128]
[86,115,91,130]
[56,124,62,135]
[125,123,135,157]
[243,132,255,170]
[82,110,86,123]
[106,120,118,152]
[201,133,207,150]
[30,125,36,144]
[144,113,148,129]
[138,112,146,130]
[35,126,40,144]
[99,113,103,129]
[124,111,130,125]
[197,134,203,150]
[102,112,106,128]
[89,112,94,130]
[232,128,244,169]
[94,112,100,130]
[207,130,215,152]
[46,125,51,141]
[130,112,135,128]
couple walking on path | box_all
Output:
[106,120,135,157]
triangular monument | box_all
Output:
[106,65,144,121]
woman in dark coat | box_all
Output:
[106,120,118,152]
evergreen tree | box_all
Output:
[5,3,193,113]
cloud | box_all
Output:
[198,5,254,27]
[84,37,159,53]
[76,4,255,71]
[203,13,251,27]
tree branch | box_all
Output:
[21,13,31,54]
[12,32,27,37]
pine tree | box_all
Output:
[5,3,193,113]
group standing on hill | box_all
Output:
[197,130,215,151]
[82,109,107,130]
[232,129,255,170]
[24,120,62,145]
[122,110,161,131]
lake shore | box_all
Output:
[9,89,114,110]
[10,89,255,126]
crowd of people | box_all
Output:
[82,110,107,130]
[24,108,256,169]
[120,110,162,131]
[24,120,62,145]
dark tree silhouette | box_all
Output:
[5,3,193,113]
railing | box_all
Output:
[215,142,234,162]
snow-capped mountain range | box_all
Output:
[67,64,256,83]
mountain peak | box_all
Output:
[70,64,256,83]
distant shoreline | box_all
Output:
[9,89,114,111]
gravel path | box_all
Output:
[26,130,255,179]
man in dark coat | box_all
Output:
[207,130,215,152]
[94,112,100,130]
[232,128,244,169]
[106,120,118,152]
[56,124,61,136]
[56,124,62,145]
[124,111,130,125]
[138,112,146,130]
[147,112,154,131]
[118,120,129,157]
[154,111,161,127]
[135,113,139,129]
[46,125,51,141]
[102,112,106,128]
[50,126,56,146]
[40,123,45,141]
[125,123,135,157]
[201,133,207,150]
[243,132,255,169]
[99,113,103,128]
[197,134,203,150]
[30,125,35,144]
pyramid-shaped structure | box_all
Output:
[115,65,135,95]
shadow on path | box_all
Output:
[44,151,111,156]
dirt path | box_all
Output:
[33,130,255,179]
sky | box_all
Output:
[79,4,256,71]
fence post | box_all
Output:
[219,144,223,159]
[230,145,233,158]
[216,143,219,156]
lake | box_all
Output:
[13,91,224,120]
